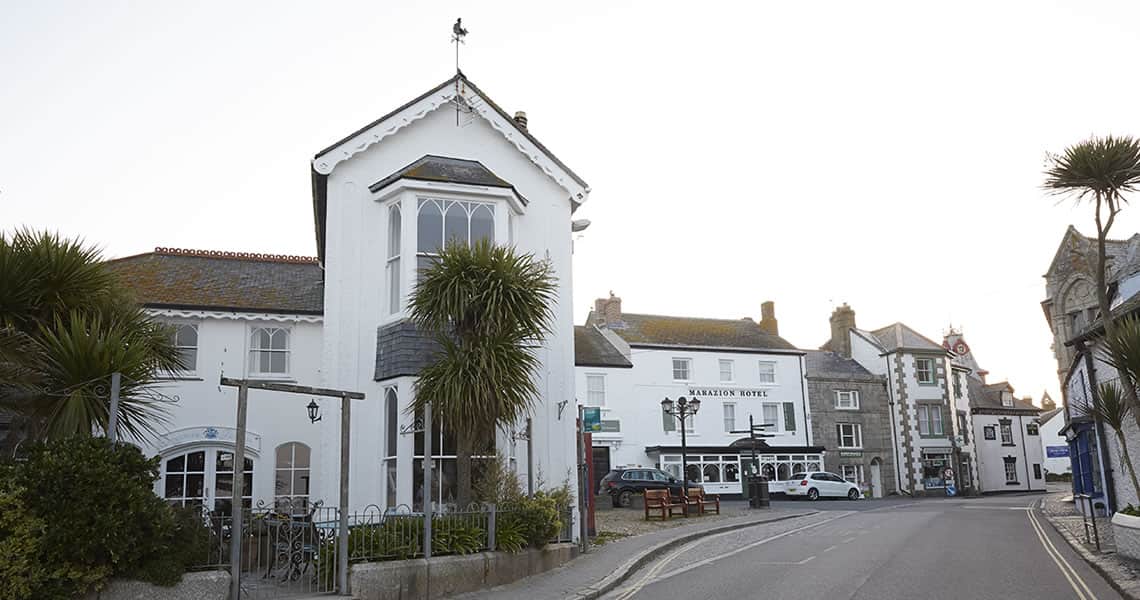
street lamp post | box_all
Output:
[661,396,700,498]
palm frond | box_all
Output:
[1044,135,1140,203]
[1099,315,1140,383]
[1075,381,1134,431]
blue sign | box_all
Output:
[1047,446,1070,458]
[583,407,601,433]
[945,484,957,497]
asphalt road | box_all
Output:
[602,494,1121,600]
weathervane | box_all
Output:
[451,18,467,74]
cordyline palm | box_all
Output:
[409,240,556,506]
[0,229,181,443]
[1077,382,1140,501]
[1045,135,1140,427]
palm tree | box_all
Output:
[408,240,556,506]
[1077,382,1140,501]
[1045,135,1140,425]
[0,229,181,443]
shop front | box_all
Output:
[921,449,953,490]
[647,444,825,496]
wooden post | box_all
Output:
[229,382,248,600]
[526,418,534,496]
[576,406,588,553]
[108,372,121,441]
[423,405,432,559]
[338,394,350,595]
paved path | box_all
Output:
[603,494,1120,600]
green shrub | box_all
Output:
[1120,504,1140,517]
[0,485,45,600]
[501,492,563,549]
[493,516,527,553]
[3,437,211,598]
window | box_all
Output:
[672,358,691,381]
[164,450,206,508]
[274,442,311,512]
[1033,463,1042,480]
[163,449,254,516]
[758,361,777,384]
[915,358,935,384]
[719,359,734,382]
[958,413,969,444]
[762,403,780,429]
[1000,422,1013,445]
[783,402,796,432]
[1003,457,1018,483]
[213,451,254,516]
[384,387,398,507]
[953,372,962,399]
[984,426,996,440]
[1001,393,1013,408]
[586,375,606,406]
[835,390,860,410]
[1027,422,1039,436]
[918,404,944,436]
[416,199,495,281]
[723,403,736,432]
[837,423,862,448]
[387,204,402,314]
[170,323,198,372]
[249,327,289,375]
[840,465,864,485]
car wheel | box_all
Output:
[848,488,860,500]
[618,489,633,508]
[807,488,819,501]
[611,493,622,508]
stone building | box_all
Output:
[804,345,895,498]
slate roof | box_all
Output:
[106,249,324,314]
[804,350,882,381]
[1071,291,1140,344]
[368,155,518,196]
[600,312,799,352]
[868,323,946,354]
[1040,407,1064,423]
[969,379,1040,413]
[574,326,632,368]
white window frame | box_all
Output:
[719,359,734,383]
[723,402,736,433]
[1000,422,1013,445]
[837,423,862,449]
[761,403,781,431]
[586,374,606,407]
[915,358,935,384]
[840,464,864,485]
[415,197,497,285]
[918,404,944,436]
[249,326,291,377]
[758,361,777,385]
[387,203,402,315]
[274,442,312,512]
[169,322,199,374]
[835,390,860,410]
[1004,458,1018,483]
[672,358,692,381]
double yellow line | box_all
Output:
[1027,503,1097,600]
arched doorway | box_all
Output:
[870,458,883,498]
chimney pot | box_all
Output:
[829,303,856,358]
[594,292,622,328]
[514,111,528,130]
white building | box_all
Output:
[109,73,590,518]
[575,295,821,496]
[1039,407,1071,476]
[966,379,1046,494]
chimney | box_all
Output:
[513,111,528,130]
[759,301,779,335]
[829,303,856,358]
[593,292,622,328]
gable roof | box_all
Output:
[1040,407,1064,423]
[105,248,323,315]
[969,379,1040,413]
[311,73,590,262]
[369,155,513,193]
[601,312,799,353]
[869,322,946,354]
[575,326,632,368]
[805,350,882,381]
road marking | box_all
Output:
[1027,508,1096,600]
[961,505,1034,511]
[822,545,838,553]
[609,512,851,599]
[841,537,856,544]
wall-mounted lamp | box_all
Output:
[307,399,322,424]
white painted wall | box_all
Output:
[320,102,579,511]
[971,413,1046,493]
[140,312,325,509]
[1040,411,1071,475]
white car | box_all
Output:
[783,471,862,501]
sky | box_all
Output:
[4,1,1140,404]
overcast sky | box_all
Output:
[5,1,1140,403]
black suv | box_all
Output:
[599,468,698,507]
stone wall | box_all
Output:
[807,375,896,497]
[84,571,229,600]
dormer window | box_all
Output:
[1001,392,1013,408]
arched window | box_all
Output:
[415,199,496,282]
[387,205,401,315]
[703,464,721,483]
[384,387,398,507]
[275,442,311,512]
[170,323,198,372]
[250,327,290,375]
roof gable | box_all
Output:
[869,322,945,354]
[575,326,632,368]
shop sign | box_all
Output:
[687,387,769,399]
[583,407,601,432]
[838,450,863,457]
[600,420,621,433]
[1046,445,1070,458]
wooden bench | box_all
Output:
[644,489,686,520]
[687,487,720,515]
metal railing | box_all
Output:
[1075,493,1102,552]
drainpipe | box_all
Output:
[1083,347,1118,512]
[798,355,810,446]
[884,355,909,496]
[1019,414,1031,491]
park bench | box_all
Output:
[687,488,720,516]
[644,489,686,520]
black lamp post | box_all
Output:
[661,396,700,498]
[306,399,322,424]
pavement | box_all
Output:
[1039,485,1140,599]
[456,493,1125,600]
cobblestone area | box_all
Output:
[1039,489,1140,599]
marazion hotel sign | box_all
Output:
[687,387,769,398]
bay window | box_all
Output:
[416,198,495,280]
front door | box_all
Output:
[591,446,610,495]
[870,460,883,498]
[160,448,254,515]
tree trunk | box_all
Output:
[456,429,473,507]
[1117,430,1140,504]
[1092,194,1140,429]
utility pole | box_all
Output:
[576,406,588,553]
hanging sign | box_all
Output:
[583,407,602,432]
[1046,446,1070,458]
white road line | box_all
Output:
[822,545,838,553]
[1027,508,1095,600]
[841,537,856,544]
